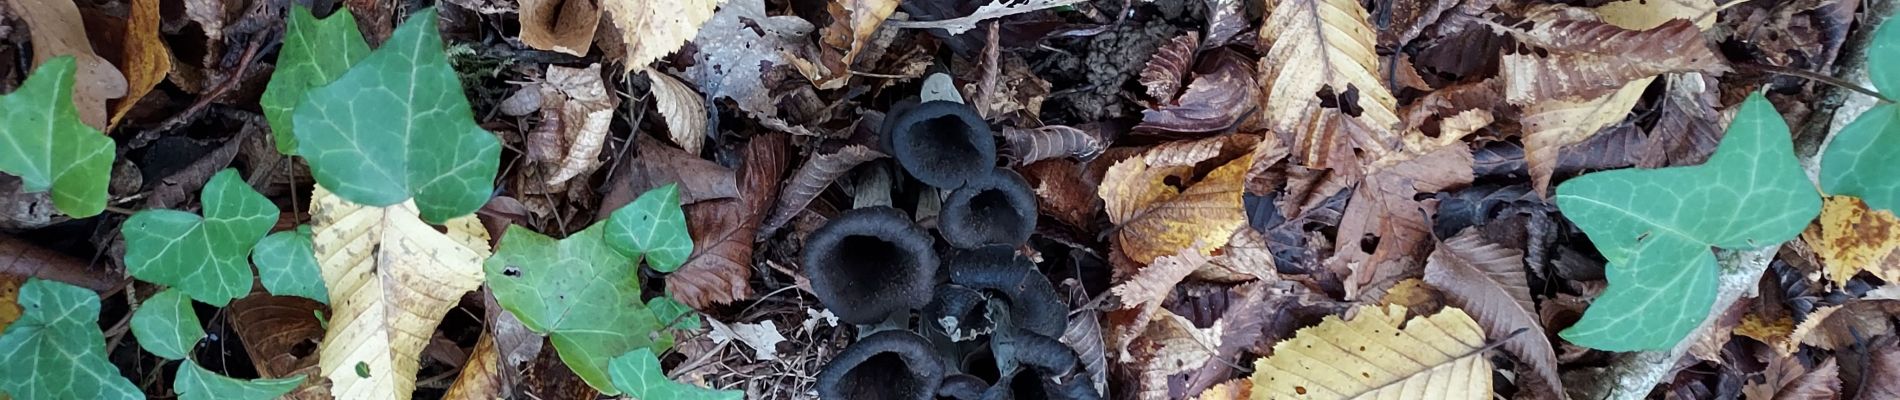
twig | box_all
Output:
[884,0,1089,35]
[1744,63,1895,104]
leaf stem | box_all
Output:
[1745,63,1896,104]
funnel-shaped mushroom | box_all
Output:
[819,330,947,400]
[882,100,996,189]
[925,284,994,341]
[938,374,990,400]
[804,207,938,324]
[940,168,1037,248]
[980,332,1099,400]
[946,246,1067,337]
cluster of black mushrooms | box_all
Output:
[806,97,1100,400]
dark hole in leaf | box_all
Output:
[503,266,522,277]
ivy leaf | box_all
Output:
[649,296,700,333]
[608,348,743,400]
[1555,93,1821,351]
[251,225,328,304]
[261,5,369,155]
[175,359,304,400]
[605,184,692,272]
[1820,19,1900,212]
[0,56,115,218]
[123,169,277,307]
[486,223,667,394]
[129,288,204,360]
[0,279,141,400]
[290,7,500,223]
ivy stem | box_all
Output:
[1745,63,1896,104]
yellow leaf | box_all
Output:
[1199,379,1253,400]
[518,0,601,56]
[1803,195,1900,284]
[1735,313,1794,347]
[1247,304,1492,400]
[1258,0,1401,168]
[605,0,724,71]
[311,185,491,400]
[1099,137,1253,264]
[643,67,708,155]
[110,0,171,130]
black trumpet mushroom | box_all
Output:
[818,330,946,400]
[938,374,990,400]
[980,332,1100,400]
[881,100,997,189]
[804,207,939,325]
[939,168,1037,249]
[946,246,1067,338]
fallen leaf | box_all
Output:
[1136,50,1258,135]
[1259,0,1402,169]
[443,332,502,399]
[882,0,1087,35]
[1243,304,1492,399]
[309,185,492,400]
[707,319,787,361]
[1520,76,1648,194]
[669,133,787,309]
[6,0,129,129]
[1784,300,1900,354]
[1743,357,1841,400]
[539,63,618,185]
[758,145,886,239]
[1736,313,1796,346]
[1803,195,1900,285]
[1637,73,1724,168]
[1196,379,1251,400]
[228,294,327,383]
[1332,141,1474,298]
[1864,339,1900,398]
[1204,0,1246,46]
[109,0,170,129]
[1110,248,1212,311]
[603,134,737,210]
[1423,230,1563,397]
[819,0,900,71]
[1139,32,1198,103]
[683,0,813,120]
[1127,310,1219,399]
[644,68,708,155]
[1498,10,1726,106]
[518,0,600,56]
[1018,158,1102,229]
[605,0,721,70]
[1099,136,1255,264]
[1003,125,1106,165]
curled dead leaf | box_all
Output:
[1802,196,1900,285]
[1423,230,1563,397]
[643,68,708,155]
[539,64,618,186]
[669,133,788,309]
[1004,125,1106,165]
[758,145,886,240]
[1139,32,1199,103]
[604,0,720,69]
[1136,50,1258,136]
[518,0,600,56]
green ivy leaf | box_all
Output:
[486,224,666,394]
[251,225,328,304]
[608,348,742,400]
[129,289,204,360]
[605,184,692,272]
[290,6,500,223]
[123,169,277,307]
[0,56,115,218]
[1555,93,1821,351]
[1820,19,1900,212]
[649,297,700,333]
[0,279,141,399]
[261,5,369,155]
[174,359,303,400]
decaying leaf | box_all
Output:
[1638,73,1724,168]
[1099,136,1255,264]
[1003,125,1106,165]
[1140,32,1199,103]
[537,64,618,186]
[519,0,600,56]
[227,294,328,396]
[683,0,814,120]
[1136,51,1259,135]
[1784,300,1900,355]
[1803,196,1900,285]
[644,68,708,155]
[111,0,171,129]
[1244,304,1492,399]
[1743,357,1841,400]
[1423,230,1562,396]
[1333,141,1474,298]
[7,0,129,129]
[882,0,1088,36]
[1520,77,1647,194]
[1865,339,1900,399]
[1127,310,1219,399]
[1019,159,1103,229]
[1110,248,1212,311]
[670,134,788,309]
[1258,0,1402,169]
[758,145,886,239]
[604,0,721,69]
[819,0,900,71]
[707,319,787,361]
[1736,313,1796,347]
[309,185,492,399]
[1498,11,1725,106]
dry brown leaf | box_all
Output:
[1259,0,1402,169]
[1018,159,1102,229]
[1136,51,1259,135]
[604,0,721,70]
[1099,137,1255,264]
[1245,304,1493,399]
[643,67,708,155]
[758,145,886,240]
[1744,357,1841,400]
[1110,247,1212,310]
[518,0,601,56]
[1128,309,1220,399]
[1204,0,1247,46]
[1140,32,1199,103]
[668,133,787,309]
[1519,77,1648,194]
[1784,300,1900,355]
[443,332,502,399]
[1737,313,1796,346]
[1864,340,1900,399]
[604,134,737,209]
[1498,16,1725,106]
[1197,379,1252,400]
[821,0,899,71]
[538,64,618,185]
[1242,131,1292,196]
[1196,227,1276,282]
[309,185,492,399]
[683,0,813,119]
[228,294,330,399]
[0,234,120,292]
[1333,142,1473,297]
[1378,278,1445,318]
[1423,230,1563,397]
[1003,125,1106,165]
[8,0,128,129]
[1802,196,1900,285]
[110,0,171,130]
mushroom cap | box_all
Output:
[979,332,1097,400]
[924,284,993,341]
[939,168,1038,249]
[818,330,947,400]
[882,100,996,189]
[938,374,991,400]
[803,207,939,324]
[946,246,1068,337]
